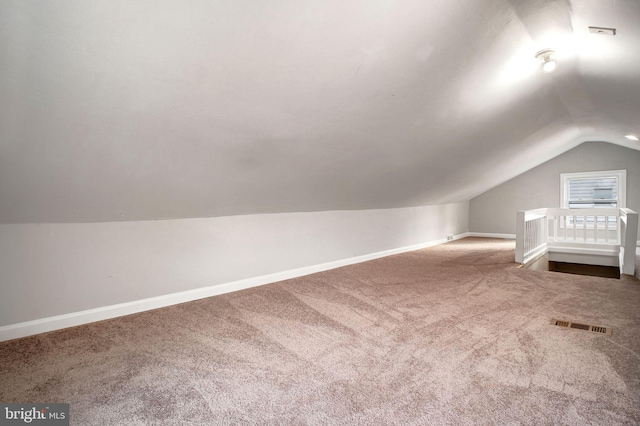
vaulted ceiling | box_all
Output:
[1,0,639,223]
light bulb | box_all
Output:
[535,49,557,73]
[542,59,556,72]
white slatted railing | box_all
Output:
[516,208,638,275]
[546,208,620,244]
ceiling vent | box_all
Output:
[589,26,616,36]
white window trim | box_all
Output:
[560,169,627,209]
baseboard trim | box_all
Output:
[468,232,516,239]
[0,232,469,342]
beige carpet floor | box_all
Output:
[1,237,640,425]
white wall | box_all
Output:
[469,142,640,235]
[0,202,468,336]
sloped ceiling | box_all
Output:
[1,0,639,223]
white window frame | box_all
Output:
[559,170,626,230]
[560,169,626,209]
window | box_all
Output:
[560,170,626,229]
[561,170,626,209]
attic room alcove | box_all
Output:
[469,142,640,237]
[2,0,640,341]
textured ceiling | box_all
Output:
[1,0,639,223]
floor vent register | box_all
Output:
[550,319,612,336]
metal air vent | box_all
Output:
[550,318,612,336]
[589,26,616,36]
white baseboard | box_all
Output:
[0,232,469,342]
[468,232,516,239]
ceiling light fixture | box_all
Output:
[624,134,639,141]
[535,49,556,72]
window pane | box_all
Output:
[567,176,618,208]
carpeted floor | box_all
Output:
[1,237,640,425]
